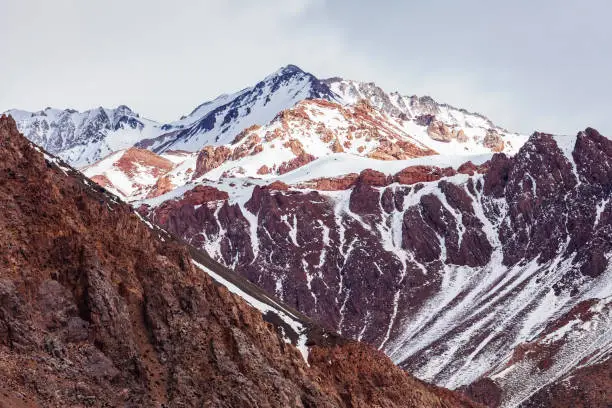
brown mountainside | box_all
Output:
[0,114,482,406]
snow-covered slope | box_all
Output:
[326,78,525,154]
[82,91,522,202]
[81,148,196,201]
[136,65,340,153]
[6,105,168,167]
[327,78,499,131]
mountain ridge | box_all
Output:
[5,64,518,168]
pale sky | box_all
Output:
[2,0,611,135]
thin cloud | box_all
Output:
[1,0,610,135]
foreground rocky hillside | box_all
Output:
[139,128,612,407]
[0,114,486,406]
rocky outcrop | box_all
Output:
[394,165,457,184]
[0,115,484,407]
[152,185,230,225]
[283,138,307,156]
[257,164,271,175]
[427,120,455,142]
[368,140,437,160]
[265,181,291,191]
[297,173,360,191]
[426,120,472,144]
[278,153,316,174]
[574,127,612,184]
[457,161,484,175]
[146,174,174,198]
[193,145,232,178]
[483,129,505,152]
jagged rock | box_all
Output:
[193,145,232,178]
[257,164,271,175]
[146,175,174,198]
[427,120,454,142]
[278,153,316,174]
[483,129,505,152]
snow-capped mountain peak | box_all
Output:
[136,64,340,153]
[6,64,523,173]
[5,104,165,167]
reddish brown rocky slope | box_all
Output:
[0,115,482,406]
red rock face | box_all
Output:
[0,115,483,407]
[358,168,392,187]
[193,145,232,178]
[153,185,229,225]
[145,174,174,198]
[145,127,612,407]
[116,147,174,176]
[368,140,436,160]
[297,173,360,190]
[278,153,316,174]
[457,161,486,175]
[283,138,306,156]
[394,165,457,184]
[257,164,271,175]
[264,180,291,191]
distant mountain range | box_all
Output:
[5,65,521,168]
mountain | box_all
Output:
[73,67,524,203]
[4,66,337,167]
[7,64,609,407]
[5,105,167,167]
[0,114,486,406]
[136,65,340,153]
[139,128,612,407]
[6,65,522,173]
